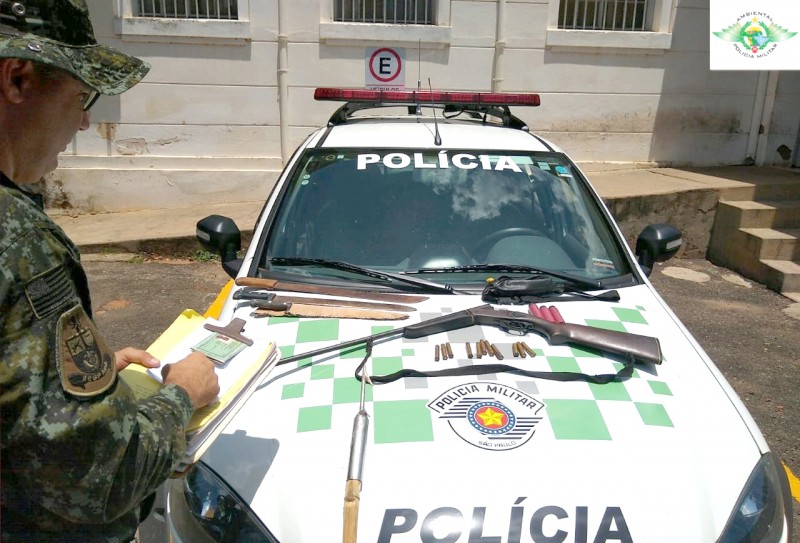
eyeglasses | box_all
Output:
[80,89,100,111]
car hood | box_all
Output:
[199,284,762,542]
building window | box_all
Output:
[136,0,238,20]
[116,0,249,41]
[558,0,654,31]
[333,0,435,25]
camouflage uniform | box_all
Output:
[0,173,195,542]
[0,0,150,96]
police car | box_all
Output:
[167,88,793,542]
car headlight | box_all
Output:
[167,462,279,543]
[718,453,789,543]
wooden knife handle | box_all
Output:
[235,277,279,289]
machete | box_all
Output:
[253,304,408,321]
[235,277,429,304]
[234,289,417,312]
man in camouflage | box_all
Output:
[0,1,220,541]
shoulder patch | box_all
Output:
[25,265,76,319]
[56,305,116,397]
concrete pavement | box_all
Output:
[51,200,263,253]
[51,165,797,259]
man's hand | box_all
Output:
[161,352,220,409]
[115,347,161,372]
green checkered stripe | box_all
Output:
[266,304,674,443]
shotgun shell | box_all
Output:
[491,343,504,360]
[520,342,536,358]
[540,305,556,322]
[528,304,544,319]
[550,306,565,323]
[434,344,440,362]
[466,342,473,359]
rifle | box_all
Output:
[277,304,662,368]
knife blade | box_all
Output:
[235,277,429,304]
[253,304,409,320]
[236,289,417,312]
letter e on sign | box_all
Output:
[366,47,405,90]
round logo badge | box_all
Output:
[428,382,545,451]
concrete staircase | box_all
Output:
[707,168,800,301]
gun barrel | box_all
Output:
[402,306,486,338]
[278,304,661,369]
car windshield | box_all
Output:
[261,148,632,287]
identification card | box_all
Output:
[192,333,247,367]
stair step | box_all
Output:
[758,200,800,228]
[709,170,800,297]
[761,260,800,293]
[719,173,800,201]
[717,200,800,229]
[739,228,800,260]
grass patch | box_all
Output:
[190,250,220,262]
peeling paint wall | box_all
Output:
[50,0,798,212]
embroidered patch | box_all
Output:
[25,266,75,319]
[56,305,116,397]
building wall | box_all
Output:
[48,0,800,212]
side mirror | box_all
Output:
[196,215,242,279]
[635,224,682,276]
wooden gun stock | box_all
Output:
[403,305,662,365]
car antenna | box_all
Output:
[417,39,421,91]
[428,78,442,146]
[417,40,441,145]
[415,39,422,120]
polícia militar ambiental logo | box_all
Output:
[428,382,544,451]
[713,12,796,58]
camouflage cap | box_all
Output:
[0,0,150,95]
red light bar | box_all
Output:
[314,87,540,107]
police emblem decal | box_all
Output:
[56,305,116,397]
[713,13,797,58]
[428,382,544,450]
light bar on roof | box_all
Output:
[314,87,540,107]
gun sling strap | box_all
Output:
[354,342,636,386]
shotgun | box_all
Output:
[277,304,662,367]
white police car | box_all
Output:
[169,88,793,542]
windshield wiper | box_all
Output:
[411,264,602,289]
[269,257,455,294]
[410,264,619,302]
